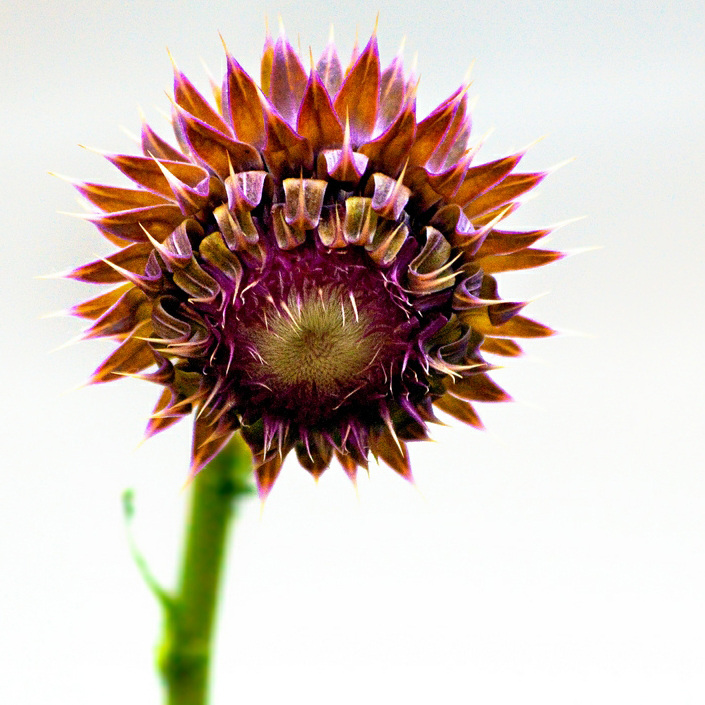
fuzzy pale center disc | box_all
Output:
[250,290,377,396]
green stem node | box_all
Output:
[158,433,253,705]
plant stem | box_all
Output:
[158,433,253,705]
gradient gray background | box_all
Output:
[2,0,704,703]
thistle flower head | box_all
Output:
[65,26,561,497]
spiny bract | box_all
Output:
[65,26,562,497]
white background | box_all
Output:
[2,0,704,703]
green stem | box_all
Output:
[158,433,254,705]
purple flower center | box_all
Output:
[219,242,415,425]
